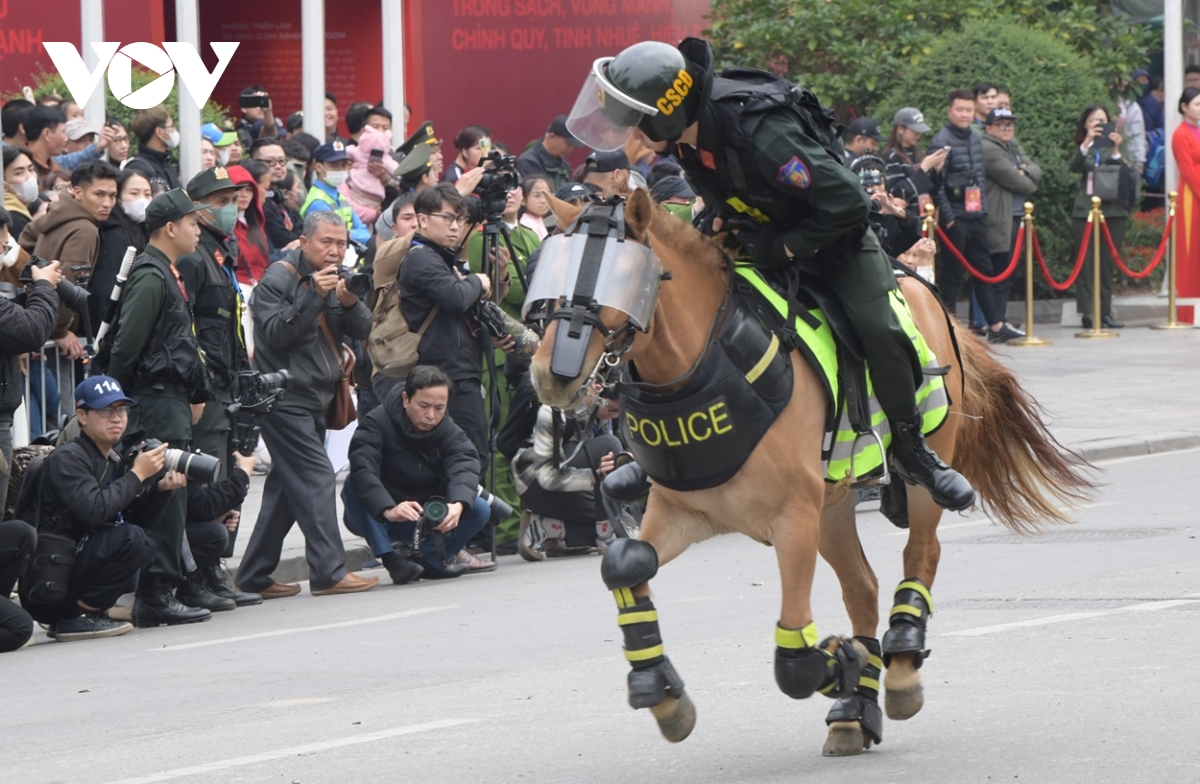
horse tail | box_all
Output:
[952,326,1097,533]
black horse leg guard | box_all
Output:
[881,577,933,668]
[602,539,684,710]
[774,622,863,700]
[825,636,884,745]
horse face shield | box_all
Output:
[524,204,663,382]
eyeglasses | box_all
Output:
[92,404,129,419]
[427,212,465,226]
[257,158,287,167]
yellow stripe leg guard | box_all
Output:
[824,636,884,745]
[616,596,687,710]
[881,577,933,668]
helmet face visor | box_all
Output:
[567,58,659,152]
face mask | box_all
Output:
[0,239,18,267]
[217,148,232,166]
[324,169,348,187]
[7,177,38,205]
[208,202,237,235]
[164,128,181,149]
[122,197,149,223]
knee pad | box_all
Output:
[601,538,658,591]
[882,578,933,667]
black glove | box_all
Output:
[724,220,783,267]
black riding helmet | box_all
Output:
[567,39,709,151]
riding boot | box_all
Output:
[889,417,975,512]
[132,575,212,628]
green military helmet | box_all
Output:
[567,41,702,152]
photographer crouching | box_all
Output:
[18,378,166,641]
[343,366,496,581]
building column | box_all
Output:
[80,0,105,135]
[381,0,405,135]
[302,0,326,141]
[174,0,202,181]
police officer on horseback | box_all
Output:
[566,38,974,512]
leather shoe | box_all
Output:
[311,573,379,596]
[1101,314,1124,329]
[244,581,301,600]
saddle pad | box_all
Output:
[735,266,949,483]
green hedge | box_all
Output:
[875,20,1108,300]
[11,67,231,158]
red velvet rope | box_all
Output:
[1104,214,1173,280]
[1034,222,1088,292]
[933,224,1023,284]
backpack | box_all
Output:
[367,235,440,379]
[6,445,54,524]
[1145,128,1165,191]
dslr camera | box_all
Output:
[228,369,291,455]
[337,266,373,300]
[123,438,222,484]
[0,255,90,317]
[476,300,540,365]
[413,487,513,565]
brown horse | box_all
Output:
[528,188,1093,756]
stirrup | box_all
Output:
[847,428,890,490]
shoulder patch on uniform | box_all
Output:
[776,156,811,189]
[699,149,717,170]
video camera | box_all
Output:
[228,369,291,455]
[0,255,91,317]
[473,149,522,218]
[123,438,222,484]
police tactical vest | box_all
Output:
[680,67,846,230]
[190,230,246,395]
[123,254,209,400]
[301,185,356,234]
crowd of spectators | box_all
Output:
[3,62,1199,650]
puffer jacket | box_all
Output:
[17,194,101,338]
[929,122,988,223]
[0,279,58,410]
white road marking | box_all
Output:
[101,719,480,784]
[153,605,458,651]
[943,598,1200,637]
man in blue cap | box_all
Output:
[19,376,169,641]
[301,140,370,245]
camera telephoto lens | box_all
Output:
[476,486,513,520]
[164,448,222,484]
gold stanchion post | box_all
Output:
[919,203,937,285]
[1076,196,1118,339]
[1009,202,1050,346]
[1152,191,1190,330]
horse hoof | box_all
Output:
[884,665,924,721]
[650,692,697,743]
[823,721,872,756]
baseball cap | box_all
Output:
[846,117,883,141]
[145,188,207,232]
[985,107,1018,125]
[312,140,350,163]
[286,111,305,134]
[548,114,583,147]
[65,119,96,141]
[201,122,238,147]
[892,107,931,134]
[186,165,247,200]
[584,149,630,174]
[76,376,136,411]
[649,175,695,203]
[555,182,599,202]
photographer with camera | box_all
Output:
[18,377,167,640]
[235,86,282,146]
[0,216,60,514]
[97,189,213,627]
[344,366,496,581]
[234,211,378,599]
[398,183,512,461]
[513,387,623,560]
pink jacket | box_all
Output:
[341,125,398,225]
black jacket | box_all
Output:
[124,147,181,191]
[0,280,58,410]
[177,224,248,400]
[186,467,250,523]
[263,190,302,251]
[929,123,988,222]
[90,208,148,333]
[348,385,481,519]
[398,235,485,383]
[250,247,372,416]
[41,432,166,538]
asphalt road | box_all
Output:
[5,448,1199,784]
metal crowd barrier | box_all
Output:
[14,340,88,448]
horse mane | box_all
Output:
[647,205,729,274]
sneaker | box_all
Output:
[595,520,616,554]
[544,539,598,558]
[518,510,545,562]
[986,323,1024,343]
[54,611,134,642]
[1004,322,1026,337]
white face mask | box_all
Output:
[122,197,149,223]
[217,148,232,166]
[323,169,348,187]
[7,177,38,205]
[164,128,181,149]
[0,239,19,267]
